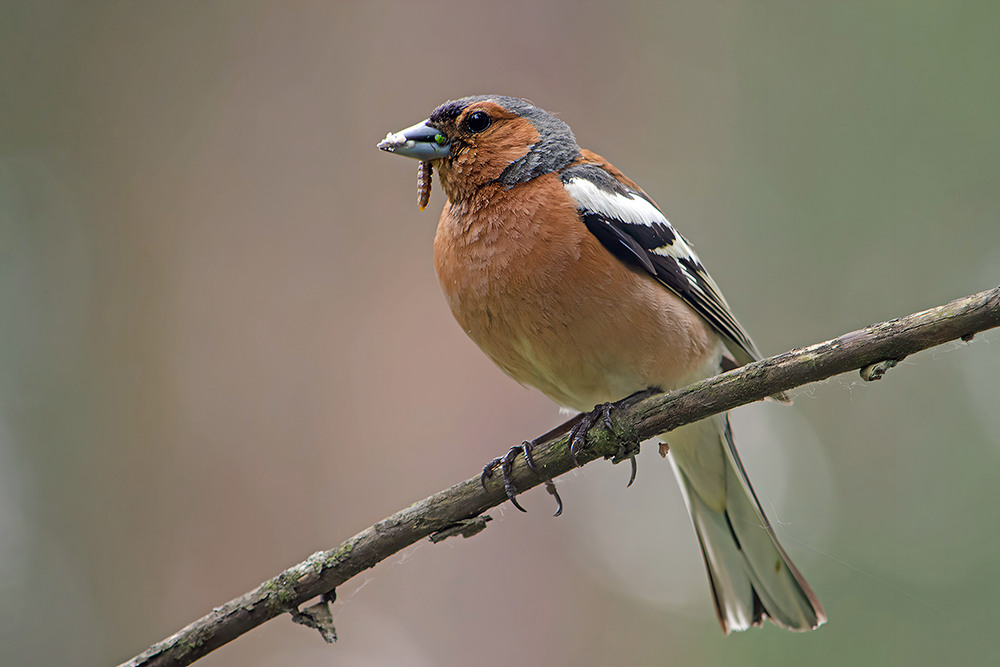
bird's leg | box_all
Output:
[568,388,659,487]
[481,388,656,512]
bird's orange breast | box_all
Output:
[433,172,720,412]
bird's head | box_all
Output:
[378,95,580,205]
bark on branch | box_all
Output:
[119,286,1000,667]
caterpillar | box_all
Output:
[417,161,432,211]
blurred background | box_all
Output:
[2,2,999,665]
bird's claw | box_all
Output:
[481,441,563,515]
[480,389,653,513]
[568,400,641,488]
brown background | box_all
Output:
[2,2,1000,666]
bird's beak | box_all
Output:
[377,120,451,160]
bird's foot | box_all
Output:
[480,389,655,514]
[481,439,563,516]
[569,390,655,487]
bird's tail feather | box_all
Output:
[668,415,826,633]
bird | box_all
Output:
[377,95,825,634]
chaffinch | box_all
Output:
[378,95,825,634]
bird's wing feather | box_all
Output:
[561,163,761,366]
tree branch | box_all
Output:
[119,286,1000,667]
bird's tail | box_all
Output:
[667,414,826,633]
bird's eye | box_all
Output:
[465,111,492,133]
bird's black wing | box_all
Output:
[560,163,762,366]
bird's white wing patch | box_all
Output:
[564,176,668,226]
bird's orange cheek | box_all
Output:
[457,122,540,184]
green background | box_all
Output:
[2,2,999,665]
